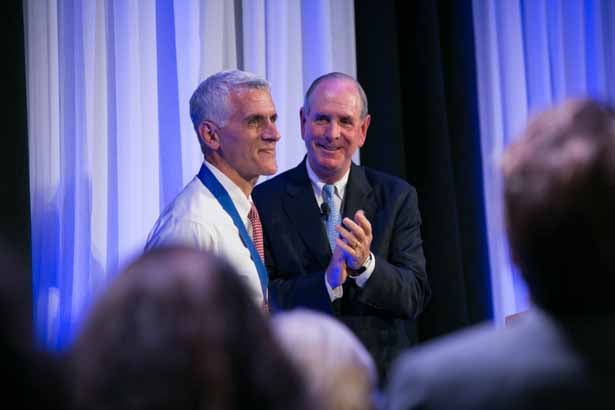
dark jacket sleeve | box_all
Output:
[356,185,430,319]
[264,235,334,314]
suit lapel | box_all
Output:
[343,163,377,224]
[282,159,331,270]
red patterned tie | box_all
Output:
[248,203,265,262]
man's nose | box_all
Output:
[263,121,281,141]
[325,121,340,140]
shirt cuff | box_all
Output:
[352,252,375,288]
[325,273,344,301]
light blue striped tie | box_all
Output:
[323,184,341,252]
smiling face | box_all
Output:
[201,87,280,194]
[301,78,370,183]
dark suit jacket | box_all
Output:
[253,159,431,381]
[386,308,615,410]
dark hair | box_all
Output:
[71,246,314,410]
[0,237,68,409]
[501,99,615,314]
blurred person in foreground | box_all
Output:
[0,238,68,409]
[272,309,380,410]
[70,246,314,410]
[386,99,615,410]
[146,69,280,311]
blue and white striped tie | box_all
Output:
[323,184,341,252]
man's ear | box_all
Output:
[357,114,371,148]
[198,121,220,151]
[299,108,306,140]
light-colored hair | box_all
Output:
[303,72,369,118]
[272,309,377,410]
[189,70,271,151]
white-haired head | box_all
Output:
[272,309,377,410]
[189,70,271,151]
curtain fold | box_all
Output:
[25,0,357,348]
[355,0,493,341]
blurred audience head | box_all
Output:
[501,98,615,314]
[71,246,313,410]
[272,309,378,410]
[0,238,32,355]
[0,237,67,409]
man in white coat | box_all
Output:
[145,70,280,311]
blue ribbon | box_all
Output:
[197,163,268,299]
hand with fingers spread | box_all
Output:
[335,210,373,270]
[325,242,348,288]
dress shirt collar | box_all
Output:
[203,160,252,222]
[306,159,350,202]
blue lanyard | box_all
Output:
[197,163,268,299]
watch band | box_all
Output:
[348,253,371,277]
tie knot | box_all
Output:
[323,184,335,200]
[248,203,258,220]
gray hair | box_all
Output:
[272,309,377,410]
[303,72,369,118]
[189,69,271,130]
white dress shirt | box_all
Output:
[305,161,375,301]
[145,161,264,306]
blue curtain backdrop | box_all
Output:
[24,0,615,348]
[473,0,615,324]
[24,0,358,349]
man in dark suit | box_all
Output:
[253,72,431,383]
[386,99,615,410]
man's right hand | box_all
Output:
[325,241,348,288]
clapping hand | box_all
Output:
[335,210,373,270]
[325,242,348,288]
